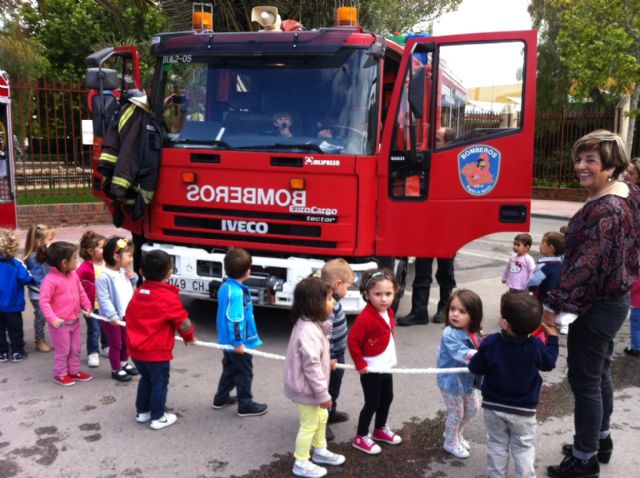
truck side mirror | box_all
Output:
[409,66,425,119]
[85,68,119,90]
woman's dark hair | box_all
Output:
[141,250,173,281]
[79,230,106,261]
[359,268,398,301]
[45,241,78,272]
[103,236,133,267]
[444,289,483,333]
[291,277,332,323]
[224,248,252,279]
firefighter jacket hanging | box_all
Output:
[97,92,161,226]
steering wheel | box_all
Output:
[325,125,366,140]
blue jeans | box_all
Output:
[132,359,170,420]
[84,314,102,355]
[328,352,345,415]
[567,296,628,460]
[214,352,254,410]
[630,307,640,350]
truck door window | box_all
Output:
[436,41,526,148]
[389,51,432,200]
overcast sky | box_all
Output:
[432,0,533,35]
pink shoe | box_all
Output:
[352,434,382,455]
[372,425,402,445]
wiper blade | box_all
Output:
[235,143,325,153]
[175,138,231,149]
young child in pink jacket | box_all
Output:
[284,278,345,478]
[40,242,93,386]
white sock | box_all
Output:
[121,361,127,368]
[314,447,329,456]
[295,459,308,467]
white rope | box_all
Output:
[88,312,469,375]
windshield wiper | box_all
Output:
[174,138,231,149]
[235,143,325,153]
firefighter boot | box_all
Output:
[432,288,452,324]
[397,287,429,326]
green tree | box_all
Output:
[554,0,640,152]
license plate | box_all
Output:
[167,277,208,294]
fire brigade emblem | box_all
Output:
[457,144,501,196]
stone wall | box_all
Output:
[532,187,587,202]
[17,202,112,229]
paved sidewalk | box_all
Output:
[531,199,582,221]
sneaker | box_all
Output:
[459,436,470,450]
[87,353,100,368]
[36,339,51,352]
[624,346,640,357]
[237,402,268,417]
[352,434,382,455]
[292,460,327,478]
[0,353,8,363]
[560,324,569,335]
[312,448,345,466]
[212,396,237,409]
[150,413,177,430]
[547,454,599,478]
[12,352,27,363]
[325,424,335,441]
[111,369,132,382]
[443,442,470,459]
[136,412,152,423]
[99,346,110,357]
[69,371,93,382]
[122,363,139,376]
[54,375,76,386]
[562,434,613,464]
[328,410,349,424]
[372,425,402,445]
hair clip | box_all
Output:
[115,238,129,252]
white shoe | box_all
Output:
[136,412,151,423]
[149,413,177,430]
[443,442,470,459]
[87,353,100,368]
[312,448,345,466]
[99,347,110,357]
[292,460,327,478]
[459,436,470,450]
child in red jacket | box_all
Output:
[125,250,196,430]
[348,268,402,455]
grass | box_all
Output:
[17,189,100,205]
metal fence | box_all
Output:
[533,108,616,186]
[11,79,92,198]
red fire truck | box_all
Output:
[0,70,17,229]
[85,4,537,313]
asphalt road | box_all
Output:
[2,216,640,478]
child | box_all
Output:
[0,228,33,363]
[96,236,139,382]
[23,224,55,353]
[76,231,107,367]
[348,268,402,455]
[469,291,559,478]
[502,233,535,292]
[284,277,346,478]
[527,231,565,336]
[212,248,268,416]
[320,258,355,441]
[436,289,483,459]
[39,241,93,385]
[126,250,197,430]
[624,275,640,357]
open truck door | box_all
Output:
[0,70,17,229]
[376,31,537,258]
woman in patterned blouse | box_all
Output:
[544,130,640,478]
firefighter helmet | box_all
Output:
[125,89,150,112]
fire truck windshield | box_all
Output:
[158,48,378,155]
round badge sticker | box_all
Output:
[457,144,501,196]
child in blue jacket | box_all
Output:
[212,248,268,417]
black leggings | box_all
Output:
[357,372,393,436]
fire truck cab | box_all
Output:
[0,70,17,229]
[86,5,537,313]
